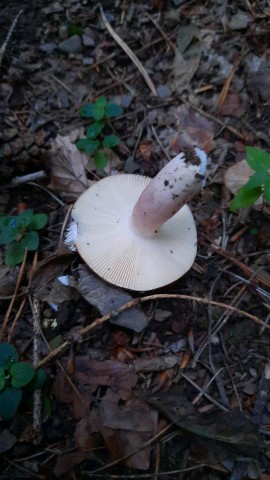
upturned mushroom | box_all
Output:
[66,146,207,291]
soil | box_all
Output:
[1,1,270,479]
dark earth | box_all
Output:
[1,1,270,479]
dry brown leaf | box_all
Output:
[224,159,254,195]
[48,132,92,201]
[53,356,138,420]
[100,396,157,470]
[54,452,90,477]
[218,91,246,118]
[171,104,215,154]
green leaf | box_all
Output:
[103,135,120,148]
[10,362,35,388]
[5,241,26,266]
[86,122,105,139]
[0,217,19,245]
[246,146,270,172]
[94,150,108,169]
[0,343,19,370]
[241,170,267,191]
[105,103,123,118]
[230,186,262,211]
[263,175,270,204]
[21,231,39,251]
[94,96,107,108]
[30,213,48,230]
[28,368,47,390]
[0,387,22,420]
[0,368,6,391]
[76,138,100,153]
[17,209,34,228]
[80,103,94,118]
[93,105,106,121]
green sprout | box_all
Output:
[0,343,47,421]
[0,209,48,266]
[76,96,123,169]
[230,146,270,211]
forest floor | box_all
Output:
[1,1,270,479]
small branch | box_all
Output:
[36,293,268,368]
[10,171,47,187]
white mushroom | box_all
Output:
[68,147,207,291]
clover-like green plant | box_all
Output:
[76,95,123,169]
[0,209,48,266]
[0,343,47,421]
[230,146,270,211]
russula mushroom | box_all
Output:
[67,146,207,291]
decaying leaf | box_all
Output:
[247,60,270,102]
[75,265,149,332]
[218,91,246,118]
[171,104,215,154]
[48,131,92,200]
[224,159,254,196]
[75,390,158,470]
[54,452,90,477]
[142,387,264,458]
[0,429,17,453]
[53,356,138,420]
[31,251,76,303]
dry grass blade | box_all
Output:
[217,49,249,108]
[99,6,157,97]
[8,251,38,342]
[0,9,23,70]
[0,249,28,341]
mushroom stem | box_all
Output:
[131,147,207,238]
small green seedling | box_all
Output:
[0,209,48,266]
[0,343,46,421]
[230,146,270,211]
[76,95,123,169]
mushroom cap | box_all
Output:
[72,174,197,291]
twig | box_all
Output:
[83,465,218,478]
[99,5,157,96]
[0,9,23,70]
[210,243,270,290]
[36,293,268,368]
[10,171,47,187]
[194,284,248,362]
[179,371,229,412]
[191,367,225,406]
[145,13,175,51]
[29,293,42,429]
[50,74,76,96]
